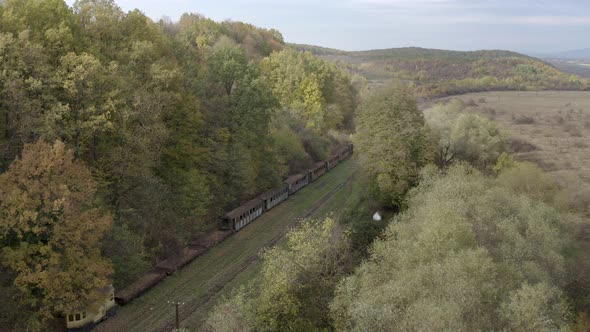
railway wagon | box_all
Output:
[326,153,340,170]
[285,173,309,195]
[114,271,166,305]
[222,198,265,231]
[66,285,116,331]
[308,162,327,182]
[261,184,289,211]
[339,144,353,161]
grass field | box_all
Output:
[449,91,590,195]
[95,159,359,332]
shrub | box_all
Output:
[564,123,583,137]
[513,114,536,125]
[331,164,570,332]
[425,100,509,170]
[207,218,352,331]
[465,98,478,107]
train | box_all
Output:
[221,143,353,231]
[65,143,353,331]
[65,285,116,331]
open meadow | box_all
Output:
[450,91,590,202]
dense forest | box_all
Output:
[0,0,356,328]
[1,1,589,331]
[293,44,590,96]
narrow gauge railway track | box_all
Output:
[159,171,358,332]
[95,164,357,332]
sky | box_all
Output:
[65,0,590,53]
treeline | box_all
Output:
[293,44,590,97]
[207,86,588,331]
[0,0,355,328]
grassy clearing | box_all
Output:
[95,160,358,332]
[449,91,590,204]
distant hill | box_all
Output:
[290,44,589,97]
[546,59,590,79]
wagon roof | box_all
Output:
[260,183,289,199]
[284,173,307,185]
[225,197,264,219]
[312,161,326,169]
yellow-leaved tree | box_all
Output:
[0,140,112,326]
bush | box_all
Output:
[497,162,562,206]
[512,114,536,124]
[465,98,478,107]
[425,100,509,170]
[564,123,583,137]
[206,218,352,331]
[331,164,570,332]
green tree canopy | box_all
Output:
[424,99,509,170]
[353,85,433,206]
[206,218,351,331]
[330,164,570,332]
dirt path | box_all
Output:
[95,161,357,332]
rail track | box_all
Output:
[95,162,357,332]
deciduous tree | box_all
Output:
[354,85,433,206]
[424,99,509,170]
[0,140,112,323]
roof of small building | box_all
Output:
[225,197,264,219]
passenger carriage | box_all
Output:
[284,173,309,195]
[339,144,353,161]
[260,184,289,211]
[326,153,340,170]
[222,198,265,231]
[66,285,116,331]
[308,162,327,182]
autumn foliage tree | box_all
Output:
[0,1,358,328]
[0,140,112,324]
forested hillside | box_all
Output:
[0,0,355,328]
[293,44,590,96]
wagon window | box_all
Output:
[75,313,81,321]
[82,312,86,319]
[68,314,74,322]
